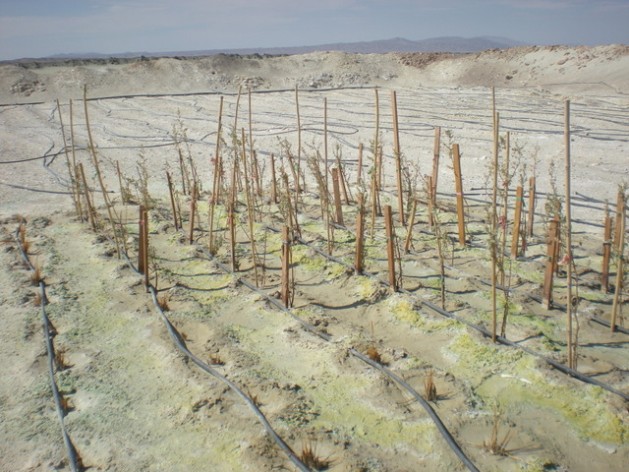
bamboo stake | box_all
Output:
[374,88,381,190]
[452,144,466,246]
[355,194,365,274]
[384,205,397,291]
[527,176,536,237]
[391,91,405,226]
[404,198,418,253]
[356,143,364,186]
[142,207,149,290]
[491,107,500,343]
[241,128,260,286]
[188,184,196,244]
[542,217,559,309]
[208,96,224,253]
[511,186,523,259]
[270,153,278,204]
[138,205,145,274]
[564,99,574,369]
[228,157,237,272]
[78,163,96,230]
[614,190,624,249]
[332,168,344,226]
[500,131,511,284]
[610,197,625,332]
[166,171,179,230]
[55,99,80,215]
[324,97,329,203]
[115,161,126,205]
[83,85,120,257]
[431,126,441,203]
[427,175,434,227]
[281,225,292,308]
[601,206,612,293]
[295,85,303,193]
[69,100,83,220]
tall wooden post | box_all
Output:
[613,190,624,249]
[452,144,466,246]
[355,194,365,274]
[564,100,574,368]
[384,205,397,291]
[391,91,405,226]
[209,96,224,253]
[491,107,500,343]
[511,186,523,259]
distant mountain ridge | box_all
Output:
[45,36,526,60]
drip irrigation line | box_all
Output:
[264,223,629,402]
[522,290,629,336]
[114,248,311,471]
[146,285,311,472]
[0,181,75,195]
[196,246,480,472]
[14,228,82,472]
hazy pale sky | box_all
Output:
[1,0,628,60]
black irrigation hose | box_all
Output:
[197,246,481,472]
[146,286,311,472]
[266,224,629,402]
[14,228,82,472]
[114,250,311,472]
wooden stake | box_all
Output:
[295,85,304,193]
[281,225,292,308]
[142,207,149,290]
[404,198,418,253]
[601,207,612,293]
[188,184,196,244]
[613,190,624,249]
[356,143,364,186]
[270,153,278,204]
[241,128,260,286]
[332,168,344,226]
[542,217,560,309]
[452,143,466,246]
[229,147,238,272]
[78,163,96,231]
[427,175,435,227]
[391,91,405,226]
[384,205,397,291]
[208,96,224,253]
[55,99,80,215]
[166,171,179,230]
[564,99,574,368]
[491,107,500,343]
[355,194,365,274]
[138,205,146,274]
[527,176,536,237]
[324,97,329,206]
[511,186,523,259]
[610,197,625,332]
[431,126,441,203]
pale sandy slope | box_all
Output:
[1,45,628,104]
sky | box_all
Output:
[1,0,628,60]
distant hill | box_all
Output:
[45,36,526,60]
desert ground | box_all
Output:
[0,45,628,472]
